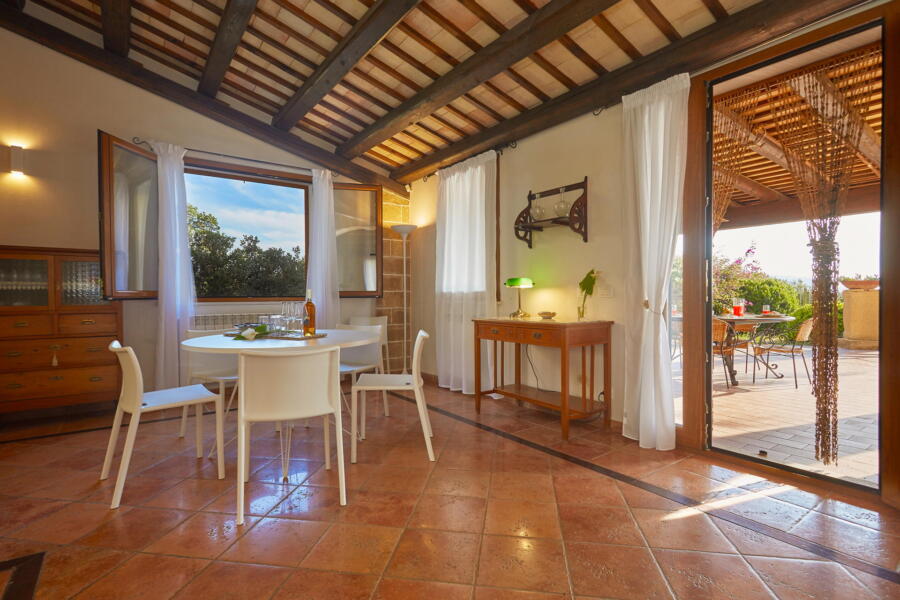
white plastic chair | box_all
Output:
[101,341,224,509]
[236,346,346,525]
[179,328,239,440]
[351,330,433,463]
[349,315,390,374]
[336,323,389,419]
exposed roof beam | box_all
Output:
[789,72,881,171]
[337,0,618,158]
[390,0,869,183]
[725,170,792,204]
[722,184,879,229]
[700,0,728,21]
[99,0,130,57]
[633,0,681,42]
[0,5,408,197]
[272,0,420,130]
[197,0,256,97]
[715,107,790,171]
[592,14,641,60]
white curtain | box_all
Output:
[308,168,341,328]
[113,175,130,290]
[151,142,196,390]
[622,73,690,451]
[435,150,496,394]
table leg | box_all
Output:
[500,341,505,388]
[515,343,521,387]
[723,329,739,386]
[603,341,611,430]
[590,345,595,413]
[492,340,497,389]
[561,345,570,440]
[474,328,482,414]
[581,346,587,413]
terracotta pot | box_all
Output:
[841,279,879,291]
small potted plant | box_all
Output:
[840,274,880,291]
[578,269,598,321]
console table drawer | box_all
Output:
[58,314,118,335]
[0,365,118,402]
[0,315,53,338]
[518,327,561,346]
[0,337,116,372]
[476,323,518,342]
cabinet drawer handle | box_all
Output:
[80,319,96,325]
[532,332,543,339]
[6,383,23,389]
[6,351,22,358]
[86,347,102,353]
[49,344,62,351]
[490,328,499,334]
[49,375,64,381]
[89,376,103,382]
[13,321,28,328]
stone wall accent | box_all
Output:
[377,191,411,372]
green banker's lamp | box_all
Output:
[505,277,534,319]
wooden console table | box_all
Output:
[473,318,613,439]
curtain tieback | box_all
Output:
[642,299,664,316]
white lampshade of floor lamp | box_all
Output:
[391,224,417,373]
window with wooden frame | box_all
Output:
[98,131,383,301]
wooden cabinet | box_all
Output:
[0,247,122,413]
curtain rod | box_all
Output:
[131,137,313,174]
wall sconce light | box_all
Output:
[6,145,25,175]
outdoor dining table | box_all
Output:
[717,314,796,386]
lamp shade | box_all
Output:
[504,277,534,289]
[391,224,418,237]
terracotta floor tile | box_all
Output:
[83,475,183,507]
[492,450,551,473]
[304,462,377,489]
[844,565,900,599]
[711,516,823,560]
[32,544,131,600]
[144,512,255,559]
[474,588,568,600]
[616,481,685,511]
[489,472,554,502]
[137,455,212,480]
[814,497,900,536]
[408,494,486,533]
[485,499,561,539]
[425,468,491,498]
[593,448,687,478]
[789,510,900,569]
[360,465,431,494]
[143,478,233,510]
[22,468,113,501]
[380,444,441,468]
[272,569,378,600]
[566,542,670,599]
[715,494,810,531]
[338,490,418,527]
[552,473,624,506]
[300,523,401,574]
[557,504,644,545]
[643,467,747,504]
[172,561,291,600]
[72,553,208,599]
[76,507,188,550]
[746,556,878,599]
[10,502,127,544]
[476,535,568,593]
[373,578,473,600]
[204,481,295,516]
[653,549,773,600]
[548,438,612,461]
[741,481,825,509]
[250,458,323,485]
[0,495,68,535]
[386,528,480,583]
[632,507,735,553]
[438,448,494,471]
[220,517,329,566]
[267,485,344,521]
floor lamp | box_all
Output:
[391,224,417,374]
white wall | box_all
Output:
[410,106,631,421]
[0,30,373,385]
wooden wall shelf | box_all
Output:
[514,177,588,248]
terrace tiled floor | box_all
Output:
[0,383,897,599]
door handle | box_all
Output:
[490,328,499,334]
[532,332,543,340]
[5,352,22,358]
[48,375,64,381]
[89,376,103,382]
[13,321,28,328]
[80,319,96,325]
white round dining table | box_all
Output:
[180,328,379,354]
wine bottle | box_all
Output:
[304,289,316,336]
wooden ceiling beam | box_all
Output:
[0,5,407,195]
[725,170,792,203]
[722,184,879,229]
[789,72,882,171]
[700,0,729,21]
[99,0,130,57]
[198,0,256,97]
[390,0,869,183]
[715,107,790,171]
[592,14,641,60]
[633,0,681,42]
[338,0,617,157]
[272,0,419,130]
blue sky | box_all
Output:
[186,174,306,254]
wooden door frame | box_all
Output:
[678,1,900,508]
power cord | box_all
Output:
[523,345,605,405]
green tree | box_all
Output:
[187,204,306,298]
[738,277,800,315]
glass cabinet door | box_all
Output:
[0,257,51,309]
[59,258,108,306]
